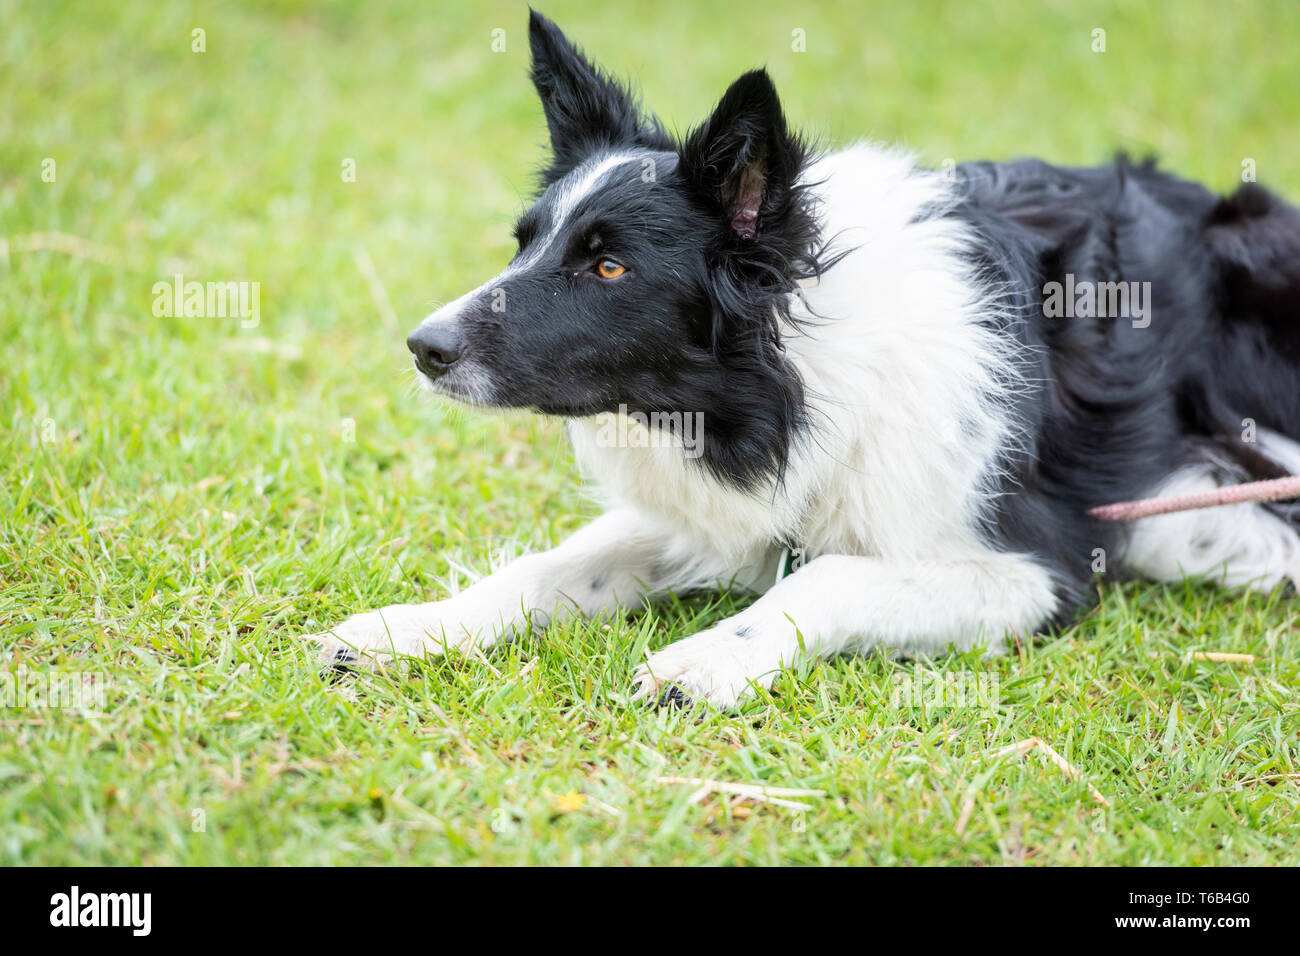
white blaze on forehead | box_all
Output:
[517,151,640,269]
[417,151,639,330]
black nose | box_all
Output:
[407,323,462,377]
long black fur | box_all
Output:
[950,158,1300,615]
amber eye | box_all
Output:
[595,259,626,279]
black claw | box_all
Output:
[321,648,358,682]
[656,684,693,709]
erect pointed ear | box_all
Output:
[528,10,669,180]
[678,70,805,241]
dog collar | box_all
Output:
[774,544,807,585]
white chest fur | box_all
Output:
[569,144,1021,567]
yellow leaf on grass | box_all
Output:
[551,790,586,814]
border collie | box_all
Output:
[308,11,1300,707]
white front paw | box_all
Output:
[631,624,781,709]
[305,602,470,672]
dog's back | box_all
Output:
[960,157,1300,447]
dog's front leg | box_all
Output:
[308,509,733,671]
[633,552,1060,708]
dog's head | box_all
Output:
[409,10,824,486]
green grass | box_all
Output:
[2,0,1298,865]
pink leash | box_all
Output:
[1088,475,1300,521]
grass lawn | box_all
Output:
[2,0,1298,865]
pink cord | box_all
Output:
[1088,475,1300,522]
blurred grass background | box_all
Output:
[0,0,1297,865]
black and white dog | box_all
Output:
[310,11,1300,706]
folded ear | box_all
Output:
[678,70,805,241]
[528,9,670,181]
